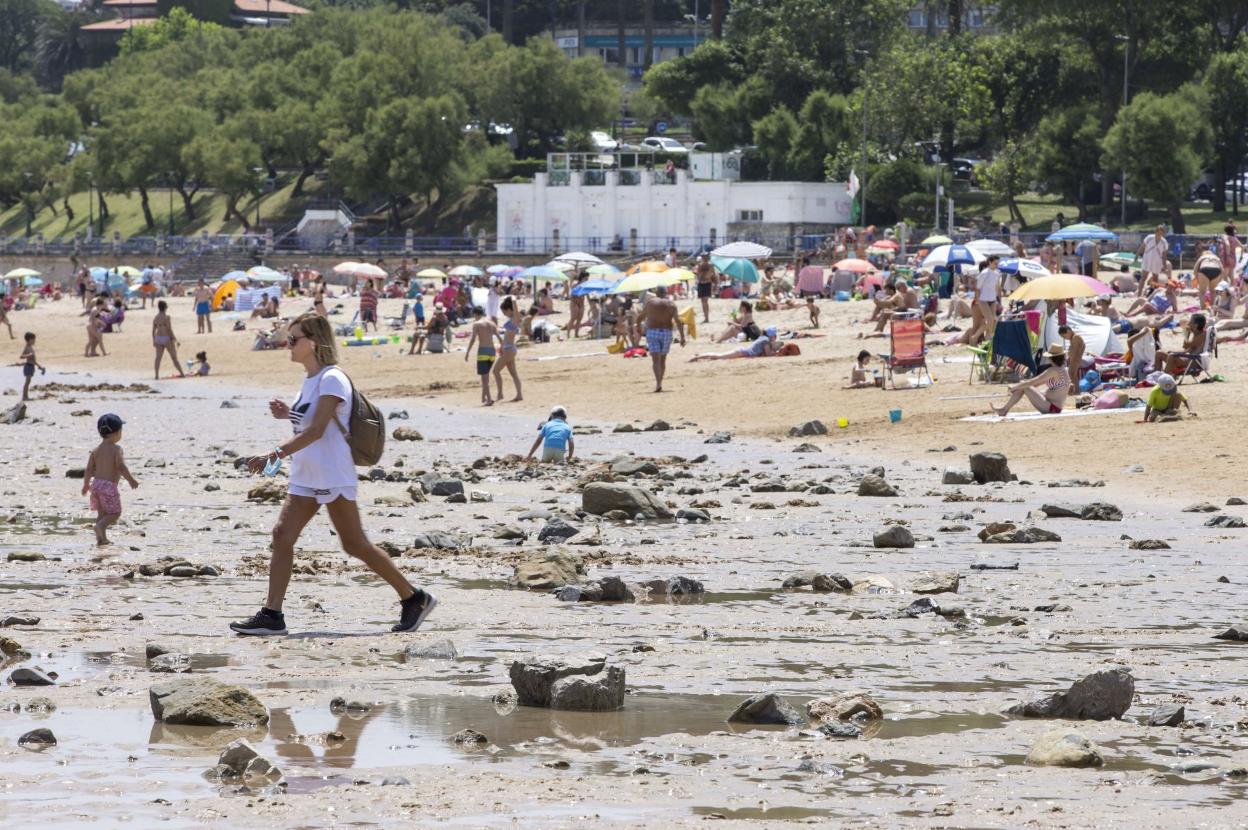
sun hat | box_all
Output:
[765,326,778,338]
[1046,343,1066,357]
[1216,282,1231,292]
[1157,373,1177,394]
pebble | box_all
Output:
[17,728,56,749]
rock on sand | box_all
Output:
[150,677,269,727]
[1026,729,1104,768]
[581,482,673,519]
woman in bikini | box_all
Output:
[152,300,186,379]
[492,295,523,402]
[83,296,107,357]
[991,345,1071,416]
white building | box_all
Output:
[495,164,851,255]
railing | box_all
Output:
[583,170,606,186]
[548,171,571,187]
[619,170,641,186]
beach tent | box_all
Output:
[213,279,240,310]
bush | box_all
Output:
[898,192,936,227]
[507,159,547,179]
[868,159,926,220]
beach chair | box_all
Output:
[879,318,931,389]
[1176,323,1217,385]
[386,303,410,330]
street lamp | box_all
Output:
[167,176,175,236]
[855,49,870,226]
[87,172,94,240]
[1116,33,1129,227]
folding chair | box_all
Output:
[879,317,932,389]
[1176,323,1217,385]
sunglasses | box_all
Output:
[287,334,306,346]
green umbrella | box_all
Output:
[710,256,760,283]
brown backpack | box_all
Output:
[325,371,385,466]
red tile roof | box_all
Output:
[82,17,159,30]
[233,0,310,14]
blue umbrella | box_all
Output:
[91,267,127,290]
[1047,222,1118,242]
[571,278,620,296]
[998,258,1052,279]
[710,256,760,283]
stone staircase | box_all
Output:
[169,245,262,283]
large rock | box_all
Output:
[9,668,54,686]
[17,728,55,748]
[610,458,659,477]
[788,420,828,437]
[582,482,673,519]
[420,473,464,498]
[873,525,914,548]
[806,692,883,723]
[1005,669,1134,721]
[246,480,286,503]
[410,531,463,550]
[1026,729,1103,768]
[727,692,805,726]
[510,552,585,590]
[404,639,459,660]
[149,678,269,727]
[391,427,424,441]
[1148,704,1185,727]
[969,452,1012,484]
[509,654,624,710]
[984,526,1062,544]
[1081,502,1123,521]
[942,468,974,485]
[857,474,898,497]
[811,573,853,593]
[537,517,581,543]
[597,576,638,602]
[218,739,282,782]
[909,571,960,595]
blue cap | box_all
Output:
[97,413,125,436]
[765,326,778,338]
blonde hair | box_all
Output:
[292,312,338,366]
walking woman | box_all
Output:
[152,300,186,379]
[233,312,437,636]
[83,296,107,357]
[492,295,523,402]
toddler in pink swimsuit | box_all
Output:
[82,413,139,545]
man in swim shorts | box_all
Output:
[642,284,686,393]
[193,279,213,334]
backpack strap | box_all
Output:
[316,367,353,439]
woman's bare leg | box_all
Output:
[154,344,166,379]
[324,498,415,600]
[506,358,522,401]
[265,495,320,611]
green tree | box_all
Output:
[184,126,262,229]
[868,158,927,222]
[34,5,101,90]
[119,7,226,56]
[788,90,852,181]
[643,39,744,117]
[752,106,798,180]
[1203,50,1248,213]
[1101,87,1210,233]
[0,0,53,75]
[977,140,1032,226]
[1030,104,1102,220]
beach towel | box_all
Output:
[960,403,1142,423]
[680,306,697,339]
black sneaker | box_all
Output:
[230,608,288,636]
[392,590,437,632]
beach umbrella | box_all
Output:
[608,271,685,294]
[710,256,760,283]
[998,258,1052,279]
[1047,222,1118,242]
[1008,273,1112,302]
[866,244,897,257]
[332,261,362,274]
[4,267,40,279]
[212,279,240,310]
[921,244,985,270]
[448,265,484,277]
[664,267,697,282]
[625,260,669,275]
[586,263,621,276]
[872,239,899,250]
[222,270,248,282]
[247,265,285,282]
[571,278,620,296]
[91,268,127,290]
[351,263,387,279]
[831,258,876,273]
[553,251,604,267]
[711,241,772,259]
[416,268,448,279]
[485,264,511,274]
[1100,251,1141,270]
[114,265,142,278]
[966,238,1015,256]
[545,260,576,273]
[519,265,569,281]
[23,276,44,288]
[920,234,953,246]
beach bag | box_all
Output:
[778,342,801,356]
[323,370,386,466]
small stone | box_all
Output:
[6,551,45,562]
[942,468,974,485]
[1213,626,1248,641]
[204,483,220,492]
[811,573,852,593]
[704,431,731,444]
[676,508,710,522]
[0,636,23,656]
[1026,729,1103,768]
[1129,539,1171,550]
[727,692,805,725]
[537,517,581,543]
[788,420,827,437]
[381,775,410,786]
[167,565,198,578]
[18,728,56,748]
[1080,502,1122,521]
[815,721,863,738]
[469,489,492,503]
[1217,575,1231,583]
[1148,704,1185,727]
[1039,504,1081,518]
[219,400,239,409]
[0,615,39,628]
[793,443,821,453]
[644,419,671,432]
[857,474,898,497]
[968,452,1012,484]
[24,697,55,712]
[149,653,193,673]
[807,692,883,723]
[1205,514,1246,528]
[404,639,458,660]
[1183,502,1220,513]
[146,643,171,659]
[910,570,960,594]
[392,427,424,441]
[197,565,220,577]
[410,531,463,550]
[1228,497,1247,506]
[1005,668,1134,720]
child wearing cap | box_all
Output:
[526,406,575,463]
[1143,374,1195,422]
[82,413,138,545]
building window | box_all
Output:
[738,209,763,222]
[908,9,925,27]
[677,47,686,57]
[630,47,640,65]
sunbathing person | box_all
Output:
[1158,313,1209,377]
[1211,282,1237,321]
[715,301,760,343]
[990,345,1071,416]
[1124,285,1177,318]
[690,327,778,361]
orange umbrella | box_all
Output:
[832,258,875,273]
[625,260,669,275]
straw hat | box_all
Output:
[1046,343,1066,357]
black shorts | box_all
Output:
[361,309,377,323]
[1199,266,1222,279]
[697,282,713,299]
[23,363,35,378]
[801,290,822,299]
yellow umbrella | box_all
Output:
[625,260,669,275]
[920,234,953,246]
[664,267,697,282]
[416,268,447,278]
[3,267,40,279]
[1008,274,1111,302]
[115,265,142,278]
[609,271,685,293]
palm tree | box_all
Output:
[36,8,98,91]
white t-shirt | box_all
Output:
[976,268,1000,302]
[289,366,356,489]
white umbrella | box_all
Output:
[921,244,986,270]
[966,239,1015,257]
[711,241,772,259]
[448,265,484,277]
[351,263,387,279]
[553,251,603,267]
[545,260,576,273]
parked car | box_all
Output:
[950,157,983,183]
[591,130,618,152]
[691,141,707,152]
[641,136,689,154]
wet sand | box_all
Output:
[1,296,1247,827]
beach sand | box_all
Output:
[0,292,1246,828]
